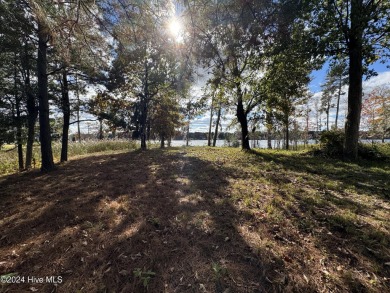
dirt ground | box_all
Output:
[0,148,389,292]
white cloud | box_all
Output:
[363,71,390,91]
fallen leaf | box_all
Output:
[119,270,129,276]
[303,274,309,283]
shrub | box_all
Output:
[358,143,389,160]
[319,130,345,157]
[317,131,389,160]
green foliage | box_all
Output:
[150,93,183,144]
[319,130,345,157]
[211,262,227,281]
[358,143,389,161]
[318,131,390,160]
[224,133,240,148]
[133,268,155,289]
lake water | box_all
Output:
[169,139,389,148]
[169,139,316,148]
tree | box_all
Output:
[181,93,207,147]
[320,58,348,131]
[261,20,314,150]
[107,0,187,150]
[0,0,39,170]
[53,1,109,162]
[150,92,182,148]
[24,0,106,170]
[306,0,390,159]
[325,59,348,129]
[361,86,390,142]
[25,0,56,171]
[186,0,272,150]
[86,91,131,139]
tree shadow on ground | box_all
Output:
[0,148,300,293]
[253,151,389,200]
[251,150,390,292]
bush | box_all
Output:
[317,131,389,160]
[358,143,389,161]
[319,130,345,157]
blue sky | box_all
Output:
[310,60,390,93]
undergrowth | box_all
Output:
[0,140,137,175]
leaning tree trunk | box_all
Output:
[213,104,221,147]
[37,22,55,172]
[236,85,250,150]
[60,68,70,162]
[344,10,363,160]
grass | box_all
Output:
[0,140,137,175]
[0,146,389,292]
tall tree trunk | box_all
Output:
[14,54,24,170]
[60,68,70,162]
[326,104,330,131]
[335,75,342,129]
[266,110,272,149]
[267,128,272,149]
[160,135,165,148]
[236,85,250,150]
[24,40,37,169]
[285,121,290,150]
[14,85,23,171]
[75,73,81,142]
[140,97,147,150]
[344,2,363,160]
[213,104,221,147]
[207,99,214,147]
[140,60,149,150]
[37,22,55,172]
[98,119,103,139]
[186,122,190,146]
[25,75,37,169]
[16,102,24,171]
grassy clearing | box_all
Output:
[0,146,389,292]
[185,147,389,292]
[0,140,137,175]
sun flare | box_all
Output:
[168,18,184,43]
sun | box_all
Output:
[168,17,184,43]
